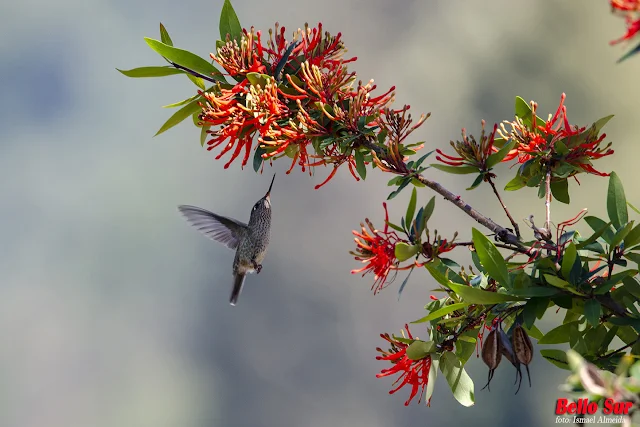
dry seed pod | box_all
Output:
[512,324,533,389]
[481,327,502,391]
[499,327,524,393]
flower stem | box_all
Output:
[545,165,552,231]
[487,176,521,239]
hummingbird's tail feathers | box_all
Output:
[230,273,246,306]
[178,205,248,250]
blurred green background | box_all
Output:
[1,0,639,426]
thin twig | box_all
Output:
[487,176,521,238]
[596,336,640,360]
[545,165,552,231]
[170,61,220,84]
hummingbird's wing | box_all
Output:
[178,205,248,250]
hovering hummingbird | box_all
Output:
[178,174,275,306]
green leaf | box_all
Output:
[354,150,366,180]
[584,216,614,245]
[427,276,525,305]
[187,74,205,90]
[584,299,601,327]
[628,201,640,215]
[561,243,577,280]
[466,174,484,191]
[159,23,173,46]
[425,354,439,404]
[611,221,634,249]
[508,286,560,297]
[219,0,243,42]
[608,172,628,229]
[525,324,544,340]
[486,139,516,169]
[504,175,526,191]
[577,219,613,249]
[200,125,210,147]
[617,39,640,63]
[543,274,585,296]
[624,223,640,249]
[406,340,436,360]
[253,146,267,172]
[540,349,570,370]
[471,228,509,286]
[430,164,478,175]
[405,188,417,227]
[117,66,184,78]
[423,196,435,224]
[412,302,469,323]
[162,94,200,108]
[395,242,419,262]
[144,38,226,82]
[622,276,640,300]
[515,96,545,127]
[387,178,410,200]
[440,352,475,407]
[154,99,202,136]
[550,179,570,204]
[538,321,578,344]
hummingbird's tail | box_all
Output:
[230,273,246,306]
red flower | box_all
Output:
[611,15,640,45]
[376,325,432,406]
[611,0,640,11]
[350,203,408,294]
[609,1,640,46]
[499,94,613,176]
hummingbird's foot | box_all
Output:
[252,261,262,274]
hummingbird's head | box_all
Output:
[250,173,275,219]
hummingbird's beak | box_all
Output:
[265,173,276,200]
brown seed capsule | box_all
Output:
[512,324,534,389]
[499,327,523,393]
[481,327,502,391]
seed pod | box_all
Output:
[499,327,523,393]
[512,324,534,390]
[481,327,502,391]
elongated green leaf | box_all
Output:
[504,174,527,191]
[538,321,578,344]
[622,276,640,300]
[187,74,205,90]
[466,174,484,191]
[540,349,570,370]
[117,66,184,78]
[508,286,560,297]
[471,228,509,286]
[617,39,640,63]
[608,172,628,229]
[425,354,439,404]
[253,146,267,172]
[395,242,419,262]
[550,179,570,204]
[628,201,640,215]
[387,178,410,200]
[611,221,634,248]
[154,99,202,136]
[543,274,585,296]
[584,299,601,327]
[440,352,474,407]
[412,303,469,323]
[354,150,366,180]
[219,0,243,42]
[584,216,614,245]
[561,243,577,280]
[486,139,516,169]
[144,38,226,82]
[624,223,640,248]
[200,125,211,147]
[431,164,478,175]
[159,23,173,46]
[162,94,200,109]
[405,188,417,226]
[515,96,544,127]
[525,324,544,340]
[406,340,436,360]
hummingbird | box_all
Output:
[178,174,275,306]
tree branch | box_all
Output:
[487,176,521,239]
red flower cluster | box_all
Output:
[198,23,410,188]
[499,93,613,176]
[350,203,409,294]
[376,325,432,406]
[436,120,499,170]
[610,0,640,45]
